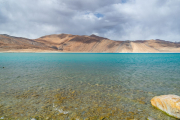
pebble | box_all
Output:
[31,118,36,120]
[147,116,155,120]
[0,117,4,119]
[58,109,69,114]
[138,109,142,112]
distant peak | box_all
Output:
[0,34,10,36]
[90,34,108,39]
[90,34,99,37]
[149,39,164,41]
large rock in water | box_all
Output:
[151,95,180,118]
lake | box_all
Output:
[0,53,180,119]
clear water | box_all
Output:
[0,53,180,119]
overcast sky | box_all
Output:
[0,0,180,41]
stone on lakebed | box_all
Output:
[151,94,180,119]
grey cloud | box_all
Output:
[0,0,180,41]
[60,0,122,11]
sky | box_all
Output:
[0,0,180,41]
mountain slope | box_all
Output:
[0,34,55,52]
[1,33,180,53]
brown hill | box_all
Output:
[0,34,56,52]
[0,34,180,53]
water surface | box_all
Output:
[0,53,180,119]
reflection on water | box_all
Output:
[0,53,180,119]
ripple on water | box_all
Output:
[0,53,180,119]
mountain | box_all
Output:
[0,34,180,53]
[0,34,55,52]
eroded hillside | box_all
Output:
[0,34,180,53]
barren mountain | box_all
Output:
[0,34,56,52]
[0,34,180,53]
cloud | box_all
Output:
[0,0,180,41]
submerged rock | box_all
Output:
[0,117,4,119]
[147,116,155,120]
[31,118,36,120]
[151,94,180,119]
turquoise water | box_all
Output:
[0,53,180,119]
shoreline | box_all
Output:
[0,51,180,53]
[0,48,180,53]
[0,49,180,53]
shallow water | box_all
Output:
[0,53,180,119]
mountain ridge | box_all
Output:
[0,34,180,53]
